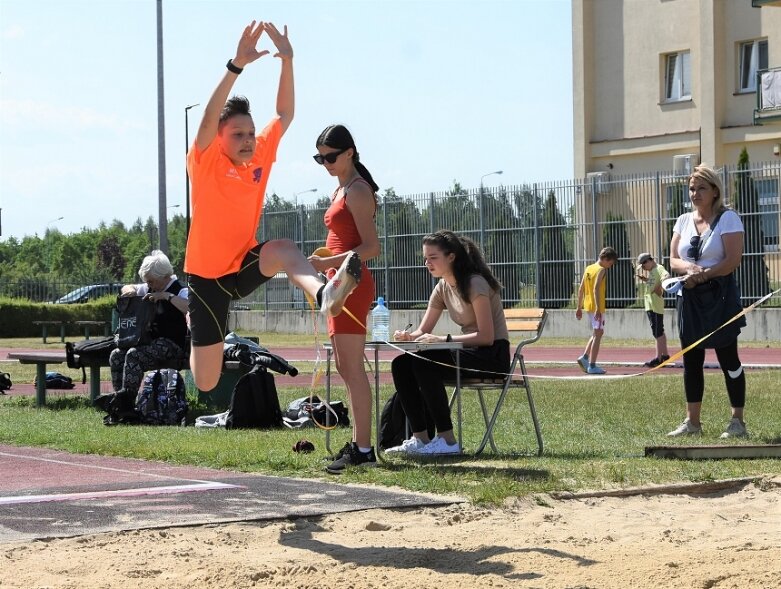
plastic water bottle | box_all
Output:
[371,297,391,342]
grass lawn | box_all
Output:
[1,359,778,504]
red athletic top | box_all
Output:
[324,178,376,336]
[184,117,282,278]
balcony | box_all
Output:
[754,66,781,124]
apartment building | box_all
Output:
[573,0,780,176]
[572,0,780,281]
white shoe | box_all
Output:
[667,418,702,437]
[385,437,428,454]
[320,251,362,317]
[720,418,748,439]
[415,436,461,455]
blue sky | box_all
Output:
[0,0,573,241]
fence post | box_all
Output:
[591,176,599,256]
[533,183,541,307]
[478,186,486,248]
[655,171,663,261]
[381,193,389,303]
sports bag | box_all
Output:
[115,295,156,350]
[225,367,283,429]
[66,336,117,383]
[135,369,188,425]
[34,371,75,390]
[0,372,12,392]
[282,395,350,429]
[378,390,435,450]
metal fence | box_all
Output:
[254,160,780,310]
[4,162,779,310]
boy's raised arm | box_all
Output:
[264,23,294,135]
[196,21,269,151]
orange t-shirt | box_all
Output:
[184,117,282,278]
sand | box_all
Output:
[1,477,779,589]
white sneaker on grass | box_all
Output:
[415,436,461,455]
[385,437,428,455]
[720,418,748,439]
[320,251,362,317]
[667,418,702,437]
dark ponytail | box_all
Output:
[316,124,379,192]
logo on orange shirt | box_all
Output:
[253,168,263,183]
[226,168,240,180]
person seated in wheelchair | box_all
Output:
[96,250,189,414]
[386,230,510,456]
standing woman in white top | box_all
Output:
[667,164,748,439]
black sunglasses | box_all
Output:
[687,235,701,261]
[313,148,348,165]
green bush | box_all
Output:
[0,296,115,337]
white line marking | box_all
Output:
[0,482,238,505]
[0,449,224,485]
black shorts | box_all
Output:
[646,310,666,339]
[188,243,272,346]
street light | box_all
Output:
[46,216,64,230]
[480,170,503,193]
[294,188,317,206]
[184,103,200,239]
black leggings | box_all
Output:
[391,341,510,435]
[682,339,745,407]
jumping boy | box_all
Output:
[636,252,670,368]
[575,246,618,375]
[185,21,360,392]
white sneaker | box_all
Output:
[667,418,702,437]
[320,251,362,317]
[577,355,589,373]
[415,436,461,455]
[385,437,428,454]
[720,418,748,439]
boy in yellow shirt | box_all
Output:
[575,247,618,374]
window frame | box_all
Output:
[738,39,769,93]
[664,51,692,103]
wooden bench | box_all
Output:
[73,320,111,339]
[447,308,547,456]
[32,320,68,344]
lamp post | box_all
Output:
[45,216,64,272]
[478,170,502,246]
[184,103,199,239]
[293,188,317,206]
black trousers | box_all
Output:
[390,340,510,435]
[682,339,745,407]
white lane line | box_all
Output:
[0,449,226,485]
[0,482,239,505]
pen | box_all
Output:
[404,323,413,333]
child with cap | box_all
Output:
[636,253,670,367]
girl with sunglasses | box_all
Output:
[667,164,747,439]
[308,124,380,473]
[185,23,360,394]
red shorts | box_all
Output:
[327,264,375,337]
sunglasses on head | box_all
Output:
[687,235,701,261]
[313,148,348,165]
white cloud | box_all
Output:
[2,24,24,40]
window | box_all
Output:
[755,178,779,251]
[665,51,691,102]
[739,39,768,92]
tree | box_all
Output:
[538,191,575,308]
[96,234,126,280]
[602,213,633,308]
[732,147,771,305]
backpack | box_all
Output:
[225,367,283,429]
[378,391,435,450]
[115,295,156,350]
[34,371,75,390]
[0,372,12,393]
[282,395,350,429]
[65,336,117,383]
[135,369,188,426]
